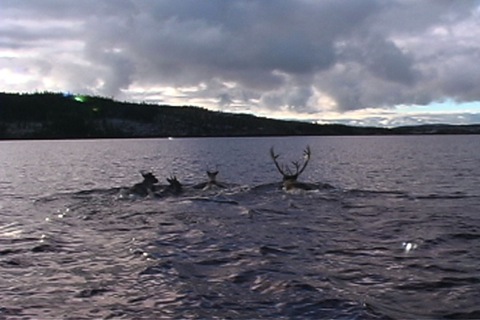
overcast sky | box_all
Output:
[1,0,480,127]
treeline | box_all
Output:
[0,92,390,139]
[1,92,479,139]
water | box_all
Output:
[1,136,479,319]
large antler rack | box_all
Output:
[270,145,311,181]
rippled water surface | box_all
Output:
[1,136,479,319]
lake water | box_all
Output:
[1,136,479,319]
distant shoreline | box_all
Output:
[3,132,480,142]
[1,92,480,140]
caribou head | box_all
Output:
[130,171,159,196]
[142,172,159,184]
[193,169,226,190]
[205,169,227,189]
[270,146,311,190]
[165,175,183,195]
[207,170,219,183]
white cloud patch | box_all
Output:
[1,0,480,126]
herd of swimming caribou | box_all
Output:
[129,146,317,197]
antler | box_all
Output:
[296,145,311,177]
[270,146,311,181]
[167,175,179,185]
[270,147,287,176]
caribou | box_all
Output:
[163,175,183,195]
[193,170,226,190]
[130,171,159,196]
[127,146,319,197]
[270,145,315,190]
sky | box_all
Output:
[1,0,480,127]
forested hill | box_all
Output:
[0,92,387,139]
[1,92,479,139]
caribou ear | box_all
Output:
[207,170,219,176]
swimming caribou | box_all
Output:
[193,170,226,190]
[130,171,159,196]
[270,145,315,190]
[164,175,183,195]
[127,146,318,196]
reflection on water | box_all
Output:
[1,136,480,319]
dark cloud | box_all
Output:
[350,35,417,85]
[1,0,480,123]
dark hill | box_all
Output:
[0,92,389,139]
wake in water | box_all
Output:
[23,178,390,319]
[3,170,480,319]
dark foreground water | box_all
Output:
[1,136,479,319]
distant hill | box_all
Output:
[391,123,480,135]
[0,92,479,139]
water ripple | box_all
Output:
[1,137,480,319]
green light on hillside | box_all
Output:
[74,95,88,103]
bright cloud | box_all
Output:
[1,0,480,126]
